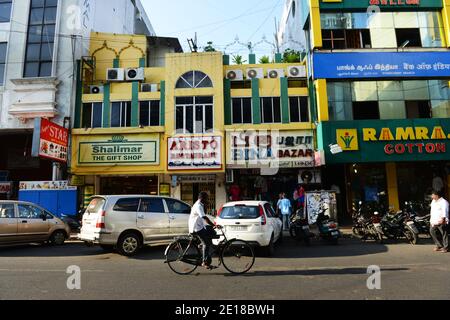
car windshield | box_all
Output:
[86,198,105,214]
[220,206,260,219]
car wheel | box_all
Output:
[262,235,275,257]
[117,232,141,256]
[50,230,66,246]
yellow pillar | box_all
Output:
[315,79,329,122]
[443,0,450,48]
[310,0,323,49]
[386,163,399,212]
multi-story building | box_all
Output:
[279,0,450,222]
[0,0,154,200]
[70,32,313,214]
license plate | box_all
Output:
[331,231,339,236]
[229,226,248,231]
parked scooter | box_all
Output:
[289,208,313,245]
[316,206,341,245]
[380,209,419,245]
[403,201,431,238]
[352,201,383,243]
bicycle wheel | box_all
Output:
[166,240,200,275]
[220,240,255,275]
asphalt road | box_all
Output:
[0,234,449,300]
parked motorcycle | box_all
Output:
[316,206,341,245]
[403,201,431,238]
[380,210,419,245]
[352,201,383,243]
[289,208,313,245]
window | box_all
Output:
[322,29,371,49]
[18,205,44,219]
[260,97,281,123]
[219,205,260,219]
[264,203,276,218]
[232,98,252,124]
[0,0,12,22]
[352,102,379,120]
[24,0,58,77]
[165,199,191,214]
[0,203,15,218]
[175,71,213,89]
[111,101,131,128]
[322,30,346,49]
[139,101,160,126]
[406,101,431,119]
[139,198,165,213]
[289,97,309,123]
[82,102,103,128]
[113,198,140,212]
[175,96,213,134]
[396,28,422,47]
[0,42,6,85]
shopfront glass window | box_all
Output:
[429,80,450,100]
[431,100,450,118]
[377,81,404,101]
[370,28,397,48]
[379,101,406,120]
[403,81,430,100]
[352,82,378,101]
[329,101,353,121]
[393,12,419,28]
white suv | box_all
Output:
[214,201,283,256]
[78,195,192,256]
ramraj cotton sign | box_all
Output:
[78,135,159,165]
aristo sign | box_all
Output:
[321,119,450,164]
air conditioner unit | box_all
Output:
[287,65,306,78]
[246,68,264,79]
[141,83,159,92]
[126,68,145,81]
[226,69,244,81]
[106,68,125,81]
[267,69,285,79]
[89,85,104,94]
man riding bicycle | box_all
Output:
[189,191,220,268]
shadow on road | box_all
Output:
[237,267,409,277]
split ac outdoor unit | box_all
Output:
[141,83,159,92]
[246,68,264,79]
[226,69,244,81]
[267,69,285,79]
[126,67,145,81]
[106,68,125,81]
[287,65,306,78]
[89,85,104,94]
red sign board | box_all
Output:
[39,119,69,163]
[369,0,420,5]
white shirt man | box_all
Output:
[189,199,206,234]
[430,197,449,227]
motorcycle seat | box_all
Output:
[415,215,430,221]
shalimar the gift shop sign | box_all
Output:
[78,134,159,165]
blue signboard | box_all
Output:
[313,52,450,79]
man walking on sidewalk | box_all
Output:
[430,190,449,253]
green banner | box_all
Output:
[320,118,450,164]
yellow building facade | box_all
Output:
[71,32,312,213]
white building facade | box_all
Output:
[277,0,306,52]
[0,0,155,199]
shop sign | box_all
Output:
[19,181,77,191]
[70,175,85,186]
[321,119,450,163]
[78,134,159,166]
[178,175,216,183]
[369,0,420,5]
[32,118,69,163]
[227,130,315,169]
[168,136,222,171]
[313,52,450,79]
[320,0,441,10]
[0,182,12,193]
[159,183,171,196]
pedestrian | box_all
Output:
[429,190,449,253]
[293,185,305,211]
[278,193,292,231]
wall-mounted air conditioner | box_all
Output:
[89,85,104,94]
[226,70,244,81]
[106,68,125,81]
[287,65,306,78]
[267,69,285,79]
[246,68,264,79]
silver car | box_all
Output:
[0,201,70,246]
[78,195,192,256]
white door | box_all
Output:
[264,203,282,241]
[137,198,170,241]
[0,203,18,243]
[164,198,191,237]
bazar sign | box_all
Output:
[313,52,450,79]
[78,134,159,165]
[32,118,69,163]
[19,181,77,191]
[168,136,222,171]
[227,131,315,168]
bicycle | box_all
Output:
[164,226,255,275]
